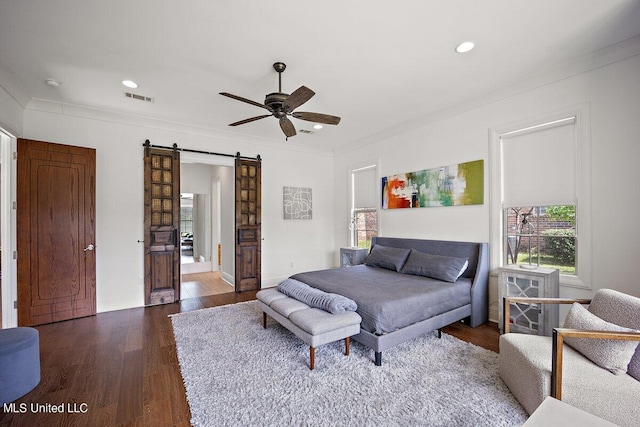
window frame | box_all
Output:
[348,160,380,248]
[503,205,577,275]
[351,206,378,249]
[489,104,592,289]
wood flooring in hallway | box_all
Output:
[181,271,234,299]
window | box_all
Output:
[504,205,576,274]
[352,208,378,248]
[490,105,592,288]
[180,194,193,234]
[350,164,378,248]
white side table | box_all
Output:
[340,247,368,267]
[498,265,559,335]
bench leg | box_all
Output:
[262,312,267,329]
[375,351,382,366]
[345,337,350,356]
[437,328,442,339]
[309,346,315,370]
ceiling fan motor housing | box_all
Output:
[265,92,288,117]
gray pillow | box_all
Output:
[365,245,411,272]
[400,249,469,283]
[563,302,639,375]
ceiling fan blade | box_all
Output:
[283,86,315,112]
[219,92,269,110]
[279,117,297,138]
[228,114,272,126]
[292,111,341,125]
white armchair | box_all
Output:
[499,289,640,427]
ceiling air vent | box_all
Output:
[298,129,314,134]
[125,92,154,103]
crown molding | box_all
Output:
[0,60,31,108]
[24,98,334,158]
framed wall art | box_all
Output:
[283,186,312,220]
[382,159,484,209]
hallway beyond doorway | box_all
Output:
[181,271,233,299]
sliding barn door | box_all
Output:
[144,148,180,305]
[17,139,96,325]
[235,157,261,292]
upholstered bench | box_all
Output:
[0,327,41,405]
[256,288,361,370]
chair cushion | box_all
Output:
[499,333,640,426]
[588,289,640,381]
[289,308,361,335]
[563,302,639,375]
[270,298,310,318]
[256,288,288,305]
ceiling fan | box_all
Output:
[220,62,341,139]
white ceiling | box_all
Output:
[1,0,640,153]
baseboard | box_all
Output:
[97,297,144,313]
[221,271,234,286]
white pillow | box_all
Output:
[563,302,639,375]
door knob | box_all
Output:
[84,244,95,252]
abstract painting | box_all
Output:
[381,159,484,209]
[283,186,312,220]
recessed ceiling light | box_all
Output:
[455,41,475,54]
[45,78,61,88]
[313,124,323,130]
[122,80,138,89]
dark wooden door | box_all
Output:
[235,157,261,292]
[17,139,96,326]
[144,147,180,305]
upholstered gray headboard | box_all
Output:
[370,236,490,326]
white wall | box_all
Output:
[19,109,335,312]
[334,53,640,317]
[261,148,336,282]
[218,165,235,284]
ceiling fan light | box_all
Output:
[313,124,323,130]
[455,41,475,53]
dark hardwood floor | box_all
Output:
[0,292,499,426]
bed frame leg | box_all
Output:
[374,351,382,366]
[437,329,442,339]
[262,312,267,329]
[345,337,350,356]
[310,347,315,370]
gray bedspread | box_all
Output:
[291,265,471,334]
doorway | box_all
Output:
[0,129,15,328]
[180,155,234,299]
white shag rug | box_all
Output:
[170,301,528,427]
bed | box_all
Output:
[291,237,489,365]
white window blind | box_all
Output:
[353,166,377,209]
[502,117,576,207]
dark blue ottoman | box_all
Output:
[0,327,41,404]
